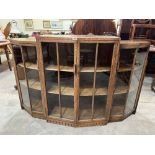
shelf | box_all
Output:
[46,64,111,72]
[111,105,124,116]
[80,67,111,72]
[80,86,128,96]
[118,64,132,72]
[20,78,129,96]
[49,105,74,119]
[31,100,43,112]
[46,64,73,72]
[19,79,41,90]
[18,62,135,72]
[29,79,41,90]
[81,105,124,119]
[48,103,124,120]
[46,64,132,72]
[18,62,38,70]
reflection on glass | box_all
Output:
[111,71,131,116]
[125,50,147,114]
[111,48,135,117]
[15,47,31,110]
[19,78,31,109]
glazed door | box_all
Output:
[76,41,119,125]
[14,45,44,115]
[110,45,137,119]
[37,37,119,126]
[13,46,31,113]
[111,44,149,119]
[20,46,44,116]
[124,47,149,115]
[41,42,75,121]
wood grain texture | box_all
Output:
[10,35,150,127]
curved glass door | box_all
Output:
[124,48,148,115]
[111,48,135,118]
[111,46,148,117]
[14,46,31,112]
[21,46,44,115]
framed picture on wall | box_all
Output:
[24,19,33,30]
[51,20,63,29]
[43,20,51,28]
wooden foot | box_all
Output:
[151,78,155,92]
[132,110,136,114]
[14,85,18,90]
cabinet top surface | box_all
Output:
[10,35,119,43]
[9,35,150,48]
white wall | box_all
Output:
[0,19,74,35]
[0,19,120,35]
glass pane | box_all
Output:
[43,43,74,120]
[79,72,93,120]
[125,48,147,114]
[111,72,131,116]
[111,94,127,116]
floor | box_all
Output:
[0,54,155,135]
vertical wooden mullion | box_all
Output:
[105,41,120,122]
[9,44,24,109]
[129,20,134,39]
[56,43,62,118]
[130,25,136,39]
[36,39,48,118]
[91,43,99,119]
[20,46,32,114]
[74,41,80,124]
[34,44,47,117]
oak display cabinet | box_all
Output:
[10,35,150,127]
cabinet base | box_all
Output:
[21,106,137,127]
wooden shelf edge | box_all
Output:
[18,62,38,70]
[18,62,137,73]
[20,78,129,96]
